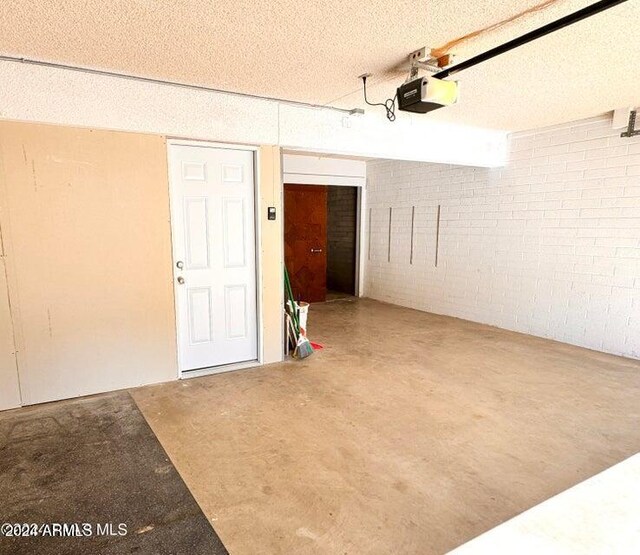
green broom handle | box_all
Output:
[284,267,301,333]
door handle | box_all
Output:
[177,276,185,285]
[310,248,323,253]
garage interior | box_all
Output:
[1,0,639,554]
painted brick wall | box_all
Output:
[364,114,640,359]
[327,186,358,294]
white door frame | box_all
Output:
[355,184,366,297]
[167,138,263,379]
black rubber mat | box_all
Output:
[0,391,228,555]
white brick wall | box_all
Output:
[364,114,640,359]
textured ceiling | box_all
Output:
[1,0,638,131]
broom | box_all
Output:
[284,268,314,359]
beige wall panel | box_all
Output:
[0,134,23,410]
[0,122,177,404]
[259,146,284,364]
[0,257,20,409]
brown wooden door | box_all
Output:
[284,184,327,303]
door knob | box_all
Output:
[176,261,184,269]
[310,248,323,253]
[177,276,185,284]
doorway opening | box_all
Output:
[326,186,358,301]
[284,184,359,305]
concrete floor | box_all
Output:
[325,290,354,302]
[132,298,640,554]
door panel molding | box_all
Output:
[222,197,247,268]
[187,286,213,345]
[184,196,211,270]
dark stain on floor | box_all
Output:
[0,391,228,555]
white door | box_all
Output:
[168,143,258,372]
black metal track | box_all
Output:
[434,0,628,79]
